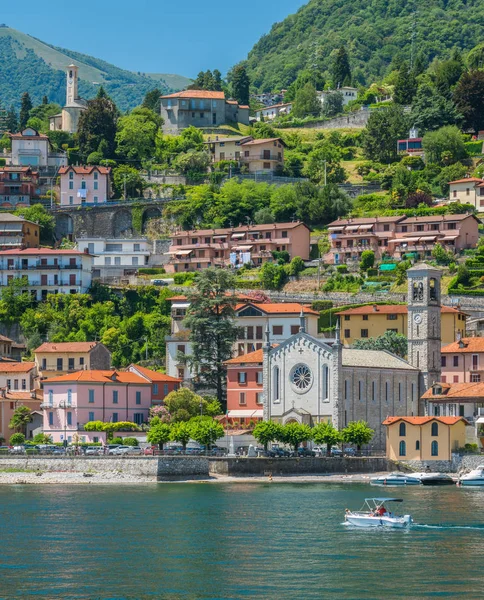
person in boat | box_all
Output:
[377,505,386,517]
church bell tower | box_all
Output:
[66,64,79,106]
[407,263,442,411]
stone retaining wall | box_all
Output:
[399,454,484,473]
[208,456,391,476]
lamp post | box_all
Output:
[59,399,68,449]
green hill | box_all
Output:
[243,0,484,91]
[0,25,191,111]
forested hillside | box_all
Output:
[0,26,191,110]
[243,0,484,91]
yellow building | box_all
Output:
[336,305,466,347]
[34,342,111,380]
[383,416,467,461]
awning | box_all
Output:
[346,225,360,231]
[167,249,192,255]
[213,235,227,239]
[231,233,246,239]
[172,302,190,309]
[389,237,420,244]
[379,263,396,271]
[420,236,437,241]
[476,417,484,424]
[232,245,253,251]
[358,224,374,230]
[328,226,344,231]
[441,234,460,241]
[227,409,263,418]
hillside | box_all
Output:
[243,0,484,91]
[0,25,191,111]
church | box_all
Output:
[261,263,443,450]
[49,65,87,134]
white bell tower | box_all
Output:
[66,64,79,106]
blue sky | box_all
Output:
[4,0,307,78]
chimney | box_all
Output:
[373,305,378,312]
[30,391,36,399]
[1,388,5,398]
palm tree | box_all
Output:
[9,406,33,435]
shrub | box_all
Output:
[173,272,197,285]
[10,433,25,445]
[311,300,333,311]
[122,437,139,446]
[336,265,348,273]
[112,437,123,445]
[464,141,483,156]
[138,268,167,275]
[271,250,290,264]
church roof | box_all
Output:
[342,349,417,370]
[235,303,319,316]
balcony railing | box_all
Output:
[241,154,283,161]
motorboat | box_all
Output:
[458,465,484,487]
[371,472,421,486]
[417,472,455,486]
[345,498,413,529]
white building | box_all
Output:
[76,237,151,280]
[0,248,93,300]
[5,128,67,168]
[255,103,293,121]
[319,87,357,108]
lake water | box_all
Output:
[0,483,483,599]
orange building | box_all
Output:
[0,389,43,442]
[224,348,266,425]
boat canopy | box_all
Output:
[366,498,403,503]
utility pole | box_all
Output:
[124,173,127,201]
[324,160,327,186]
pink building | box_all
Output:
[41,370,151,443]
[126,364,181,405]
[58,166,112,206]
[441,338,484,384]
[224,348,265,425]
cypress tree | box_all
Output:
[19,92,32,129]
[331,47,351,88]
[6,105,18,133]
[230,65,250,105]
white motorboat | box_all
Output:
[371,472,421,486]
[458,465,484,486]
[345,498,413,529]
[417,473,454,486]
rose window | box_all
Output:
[291,364,312,392]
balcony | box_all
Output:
[241,154,283,162]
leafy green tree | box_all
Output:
[230,64,250,105]
[142,88,162,113]
[284,70,325,103]
[259,262,288,290]
[353,330,408,358]
[393,62,417,105]
[0,276,34,326]
[359,250,374,272]
[254,207,275,224]
[14,204,55,244]
[363,104,408,163]
[312,421,342,456]
[170,421,193,453]
[87,151,104,165]
[279,422,313,452]
[213,70,223,91]
[422,125,467,166]
[32,433,53,444]
[292,82,321,118]
[253,421,282,451]
[184,269,238,403]
[304,142,346,183]
[288,256,305,276]
[432,242,454,265]
[322,91,343,117]
[19,92,32,129]
[112,165,144,198]
[9,406,32,434]
[172,149,210,176]
[435,163,467,196]
[10,432,26,445]
[78,87,118,160]
[190,418,225,454]
[342,421,374,453]
[432,55,464,98]
[467,42,484,70]
[410,84,462,133]
[455,264,470,287]
[453,70,484,134]
[164,388,204,421]
[147,418,171,450]
[331,46,351,87]
[116,107,162,163]
[123,437,139,446]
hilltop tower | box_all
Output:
[66,64,79,106]
[49,64,87,134]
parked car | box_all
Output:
[330,448,343,457]
[107,444,122,455]
[343,447,356,456]
[271,447,291,458]
[125,446,143,455]
[8,445,25,455]
[294,447,316,458]
[85,447,100,456]
[111,446,132,455]
[143,446,156,455]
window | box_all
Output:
[89,411,95,421]
[200,112,204,118]
[94,196,98,203]
[67,389,72,406]
[281,231,288,238]
[177,345,186,355]
[21,378,26,390]
[472,354,479,370]
[69,196,73,205]
[88,389,95,403]
[272,325,283,335]
[431,441,438,456]
[471,374,481,382]
[399,440,406,456]
[41,358,47,370]
[344,315,350,321]
[69,181,74,190]
[263,163,271,169]
[358,380,363,401]
[132,257,138,266]
[441,376,447,383]
[134,413,144,425]
[398,382,402,402]
[112,413,118,423]
[94,181,98,190]
[113,390,118,404]
[69,171,74,180]
[238,372,247,384]
[362,315,369,321]
[239,392,246,405]
[441,356,447,367]
[68,358,75,370]
[256,326,263,340]
[431,422,439,436]
[13,379,18,390]
[153,384,159,395]
[399,422,406,437]
[291,324,299,335]
[453,356,459,367]
[67,412,72,426]
[323,365,329,400]
[387,314,397,320]
[48,412,54,426]
[256,392,263,405]
[136,391,141,405]
[466,188,470,196]
[273,366,280,402]
[246,326,254,340]
[361,329,368,338]
[453,375,459,383]
[383,224,390,232]
[385,381,389,403]
[344,329,350,338]
[256,371,263,385]
[57,358,63,371]
[163,384,168,397]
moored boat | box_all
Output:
[345,498,413,529]
[371,472,421,486]
[458,465,484,486]
[418,473,454,486]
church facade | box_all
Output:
[49,65,87,134]
[261,263,443,450]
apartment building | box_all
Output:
[0,167,39,207]
[126,364,181,404]
[58,166,111,206]
[0,248,93,301]
[204,136,254,162]
[34,341,111,380]
[327,214,479,264]
[224,348,264,424]
[448,177,484,210]
[41,370,152,443]
[76,237,151,279]
[0,389,43,442]
[336,304,467,346]
[160,90,249,133]
[166,298,319,381]
[440,337,484,384]
[205,136,285,173]
[0,213,40,249]
[165,221,310,273]
[255,103,293,121]
[0,362,37,391]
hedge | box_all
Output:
[464,141,484,156]
[235,279,262,289]
[173,272,197,284]
[138,268,166,275]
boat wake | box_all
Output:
[412,523,484,531]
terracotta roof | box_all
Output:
[402,214,474,224]
[171,221,309,237]
[0,167,35,173]
[161,90,225,99]
[0,390,43,401]
[235,302,319,316]
[442,337,484,353]
[0,248,90,256]
[58,166,111,175]
[225,345,278,365]
[45,370,149,384]
[128,364,182,383]
[0,361,35,373]
[329,216,406,226]
[421,381,484,401]
[204,136,253,145]
[226,100,238,105]
[336,305,466,316]
[241,138,285,147]
[239,105,250,109]
[35,342,101,353]
[382,416,467,426]
[448,178,483,184]
[0,334,13,343]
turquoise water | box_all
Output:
[0,483,483,599]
